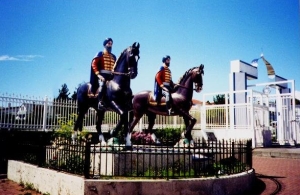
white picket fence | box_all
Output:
[0,94,201,132]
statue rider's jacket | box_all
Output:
[154,65,172,101]
[91,51,116,76]
[89,51,116,94]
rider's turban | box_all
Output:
[103,38,113,46]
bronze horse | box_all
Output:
[126,64,204,146]
[73,42,140,143]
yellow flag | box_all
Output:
[261,56,275,78]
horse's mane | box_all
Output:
[113,47,130,70]
[173,66,198,91]
[177,66,198,84]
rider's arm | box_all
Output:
[155,70,165,88]
[91,57,102,75]
[155,70,169,92]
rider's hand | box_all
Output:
[97,74,105,82]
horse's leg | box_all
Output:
[146,112,160,144]
[126,112,144,147]
[176,107,196,146]
[72,104,89,143]
[110,100,124,115]
[119,111,131,148]
[185,115,196,140]
[109,116,123,137]
[97,110,106,145]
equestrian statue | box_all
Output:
[73,42,140,144]
[127,64,204,147]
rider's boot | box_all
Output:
[87,83,96,98]
[166,101,173,115]
[98,86,106,110]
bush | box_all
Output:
[131,132,154,144]
[131,127,183,145]
[53,114,89,141]
[155,127,182,141]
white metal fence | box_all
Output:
[0,94,201,132]
[1,92,298,145]
[201,89,300,146]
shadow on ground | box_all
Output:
[242,173,284,195]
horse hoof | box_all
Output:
[71,132,78,144]
[190,140,195,147]
[99,134,107,145]
[151,133,161,145]
[98,102,107,111]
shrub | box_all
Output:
[131,132,154,144]
[53,113,89,141]
[155,127,182,141]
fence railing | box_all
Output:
[0,94,201,132]
[3,131,252,179]
[85,139,252,179]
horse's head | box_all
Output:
[192,64,204,92]
[113,42,140,79]
[127,42,140,79]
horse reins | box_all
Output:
[174,83,188,89]
[112,71,130,76]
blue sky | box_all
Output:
[1,0,299,101]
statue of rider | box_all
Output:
[154,55,174,115]
[89,38,116,110]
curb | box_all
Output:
[0,174,7,179]
[253,148,300,159]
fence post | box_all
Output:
[84,140,91,179]
[0,130,9,174]
[246,139,253,168]
[231,141,235,157]
[42,96,48,131]
[38,133,46,167]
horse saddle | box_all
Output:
[148,92,167,106]
[87,83,99,98]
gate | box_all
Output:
[201,83,299,147]
[250,81,298,146]
[268,94,298,145]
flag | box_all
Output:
[251,58,260,67]
[261,56,275,79]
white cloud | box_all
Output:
[0,55,18,61]
[0,55,43,61]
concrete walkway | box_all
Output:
[253,147,300,159]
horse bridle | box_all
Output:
[113,46,140,77]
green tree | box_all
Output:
[56,83,70,101]
[213,94,225,104]
[70,84,82,101]
[71,90,77,101]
